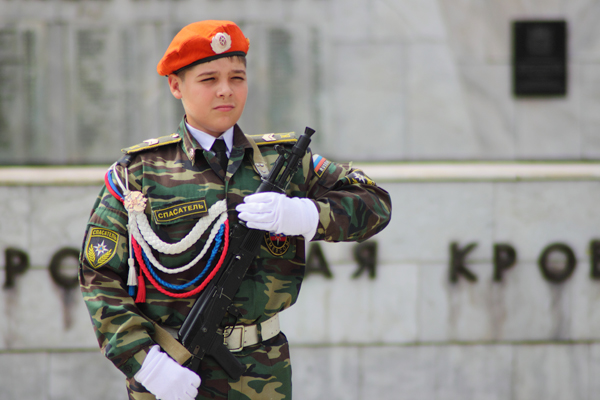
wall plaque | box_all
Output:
[513,20,567,96]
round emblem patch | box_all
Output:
[264,232,290,256]
[211,32,232,54]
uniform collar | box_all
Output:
[185,122,234,157]
[178,117,253,162]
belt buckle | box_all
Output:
[224,325,245,352]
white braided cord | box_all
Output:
[110,163,229,275]
[136,200,227,254]
[130,211,227,274]
[110,163,128,195]
[109,161,227,255]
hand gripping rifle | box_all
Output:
[178,127,315,380]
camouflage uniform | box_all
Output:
[79,119,391,399]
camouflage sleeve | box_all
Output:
[306,153,392,242]
[78,178,156,379]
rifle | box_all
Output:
[178,127,316,380]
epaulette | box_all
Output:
[248,132,298,146]
[121,133,182,154]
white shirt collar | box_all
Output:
[185,122,234,157]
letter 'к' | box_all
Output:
[178,127,316,380]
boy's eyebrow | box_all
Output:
[194,69,247,78]
[195,70,218,77]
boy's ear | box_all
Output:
[168,74,183,100]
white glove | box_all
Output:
[236,192,319,241]
[134,345,201,400]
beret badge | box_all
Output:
[211,32,232,54]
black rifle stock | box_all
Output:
[178,127,315,380]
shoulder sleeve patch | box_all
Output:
[249,132,299,146]
[121,133,182,154]
[312,154,331,177]
[84,227,120,269]
[339,170,377,186]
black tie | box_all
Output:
[211,139,229,172]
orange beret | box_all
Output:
[157,20,250,76]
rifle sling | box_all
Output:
[246,135,271,178]
[135,133,308,372]
[142,313,193,366]
[140,141,265,367]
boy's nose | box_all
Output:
[217,82,233,98]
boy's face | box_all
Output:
[168,57,247,137]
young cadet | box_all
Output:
[79,20,391,400]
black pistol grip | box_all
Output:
[208,341,246,380]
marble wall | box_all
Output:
[1,164,599,399]
[1,0,599,164]
[1,0,600,399]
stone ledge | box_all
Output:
[0,166,109,186]
[1,163,600,185]
[353,162,600,182]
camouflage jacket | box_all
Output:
[79,119,391,381]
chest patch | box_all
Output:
[153,200,208,224]
[264,232,290,256]
[85,227,119,269]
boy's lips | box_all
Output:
[214,105,234,111]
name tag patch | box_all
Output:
[153,200,208,224]
[85,227,119,269]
